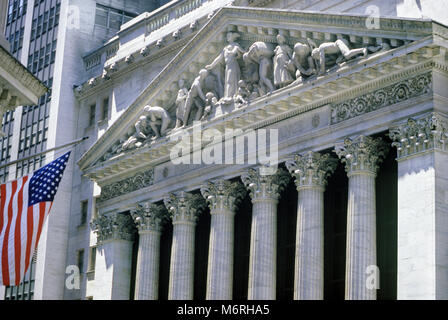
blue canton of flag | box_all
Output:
[29,152,70,206]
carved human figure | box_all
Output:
[273,34,295,88]
[289,41,317,84]
[142,105,172,139]
[243,41,275,94]
[183,69,208,127]
[175,79,188,129]
[122,116,150,150]
[201,92,219,121]
[234,80,251,107]
[205,32,245,104]
[310,38,368,74]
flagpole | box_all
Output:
[0,136,89,171]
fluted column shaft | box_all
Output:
[249,198,278,300]
[135,230,161,300]
[345,171,376,300]
[164,192,205,300]
[287,152,337,300]
[131,203,167,300]
[169,221,196,300]
[295,187,324,299]
[201,180,246,300]
[335,136,388,300]
[242,167,289,300]
[207,208,235,299]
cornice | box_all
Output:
[0,46,47,102]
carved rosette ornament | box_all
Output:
[200,180,246,212]
[91,212,136,244]
[335,135,389,176]
[286,151,338,190]
[131,203,168,233]
[241,167,290,201]
[389,112,448,160]
[163,192,206,224]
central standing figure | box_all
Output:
[206,32,245,104]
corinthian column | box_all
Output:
[390,113,448,299]
[286,152,337,300]
[90,212,136,300]
[335,135,388,300]
[201,180,246,300]
[131,203,168,300]
[241,167,290,300]
[164,192,206,300]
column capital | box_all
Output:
[131,202,168,233]
[389,112,448,160]
[91,212,136,244]
[286,151,338,190]
[200,180,246,213]
[163,191,206,224]
[241,166,290,201]
[335,135,389,176]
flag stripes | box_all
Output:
[0,151,70,286]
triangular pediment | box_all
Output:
[77,6,447,184]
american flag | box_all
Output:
[0,152,70,286]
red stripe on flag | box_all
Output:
[2,180,17,286]
[24,206,34,278]
[14,176,28,285]
[0,184,5,234]
[34,202,47,249]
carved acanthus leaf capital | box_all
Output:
[163,192,206,224]
[131,203,168,233]
[389,112,448,159]
[335,135,389,175]
[91,212,135,244]
[241,167,290,201]
[200,180,246,213]
[286,151,338,189]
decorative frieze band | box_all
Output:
[131,203,168,233]
[164,191,206,224]
[286,152,338,190]
[99,169,154,202]
[335,135,389,175]
[389,112,448,159]
[331,73,432,124]
[200,180,246,212]
[91,212,136,243]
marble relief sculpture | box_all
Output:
[205,32,245,104]
[110,31,376,160]
[183,69,208,127]
[273,34,295,88]
[243,41,275,95]
[142,105,172,139]
[174,79,188,129]
[289,41,317,84]
[309,38,368,74]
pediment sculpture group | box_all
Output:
[113,31,384,155]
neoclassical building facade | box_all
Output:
[71,1,448,300]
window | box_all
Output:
[100,97,109,121]
[77,249,85,273]
[80,200,88,225]
[94,4,137,30]
[87,246,96,273]
[88,104,96,126]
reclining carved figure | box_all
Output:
[309,38,367,74]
